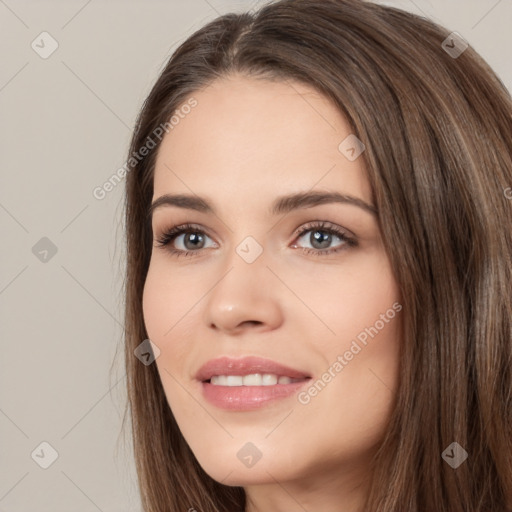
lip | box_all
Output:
[195,356,312,411]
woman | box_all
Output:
[122,0,512,510]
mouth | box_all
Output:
[206,374,307,386]
[196,356,312,410]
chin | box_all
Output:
[187,440,297,486]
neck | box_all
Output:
[244,459,370,512]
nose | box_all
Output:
[202,252,284,336]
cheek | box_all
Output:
[287,249,400,349]
[291,315,400,461]
[141,267,197,409]
[290,251,401,422]
[141,267,166,342]
[142,261,195,344]
[142,261,205,391]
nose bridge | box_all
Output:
[202,234,283,333]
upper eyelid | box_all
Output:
[154,222,218,240]
[155,221,354,245]
[155,221,343,235]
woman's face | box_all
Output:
[143,74,402,505]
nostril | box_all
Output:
[242,320,263,327]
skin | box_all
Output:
[142,74,402,512]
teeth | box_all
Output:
[209,373,302,386]
[243,373,263,386]
[226,375,243,386]
[262,373,278,385]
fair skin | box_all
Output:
[142,74,402,512]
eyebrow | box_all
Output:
[148,190,378,219]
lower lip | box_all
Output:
[201,380,310,410]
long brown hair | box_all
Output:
[120,0,512,510]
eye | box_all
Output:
[154,220,357,258]
[154,223,217,257]
[291,221,357,256]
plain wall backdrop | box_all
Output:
[1,0,510,510]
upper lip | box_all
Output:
[195,356,311,382]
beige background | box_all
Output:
[1,0,510,510]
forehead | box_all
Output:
[152,74,371,209]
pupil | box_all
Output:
[185,232,204,250]
[312,230,331,249]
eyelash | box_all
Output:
[154,221,357,258]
